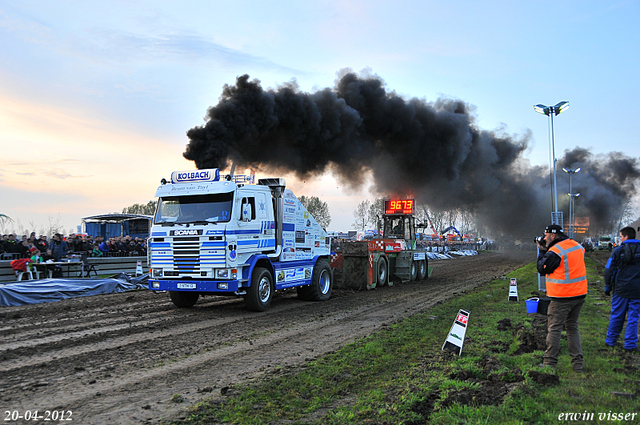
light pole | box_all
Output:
[534,101,570,226]
[563,167,581,239]
[568,193,581,238]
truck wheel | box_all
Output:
[376,256,388,287]
[417,260,427,281]
[298,259,332,301]
[169,291,199,308]
[409,261,418,281]
[245,267,274,312]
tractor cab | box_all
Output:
[337,198,430,289]
[381,199,416,241]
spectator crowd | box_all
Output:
[1,232,147,260]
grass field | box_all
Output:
[168,252,640,425]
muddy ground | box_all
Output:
[0,250,536,424]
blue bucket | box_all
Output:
[526,298,539,314]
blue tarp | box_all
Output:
[0,273,148,307]
[426,250,478,260]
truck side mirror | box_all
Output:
[242,203,253,222]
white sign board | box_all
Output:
[508,278,519,302]
[442,309,470,356]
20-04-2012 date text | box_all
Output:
[5,410,73,421]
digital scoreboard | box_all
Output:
[384,199,414,215]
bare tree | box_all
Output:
[12,218,28,237]
[457,207,476,237]
[367,198,384,231]
[352,200,371,231]
[429,209,447,235]
[445,209,460,231]
[46,215,64,237]
[298,195,332,229]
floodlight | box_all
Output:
[554,101,570,114]
[534,104,549,115]
[534,101,571,225]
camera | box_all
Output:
[534,236,546,247]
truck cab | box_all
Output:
[148,169,332,311]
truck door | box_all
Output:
[236,192,275,255]
[254,192,276,251]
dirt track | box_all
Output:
[0,250,534,424]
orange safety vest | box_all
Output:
[546,239,588,297]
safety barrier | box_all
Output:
[0,256,148,283]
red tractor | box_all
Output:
[331,199,432,290]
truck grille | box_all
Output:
[150,236,226,276]
[173,237,200,273]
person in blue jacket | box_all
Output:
[604,226,640,351]
[49,233,68,261]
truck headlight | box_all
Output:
[152,268,163,278]
[215,268,238,279]
[151,282,160,289]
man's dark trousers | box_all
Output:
[544,297,585,370]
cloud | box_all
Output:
[99,30,304,74]
[43,170,89,180]
[1,6,303,78]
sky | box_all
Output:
[1,0,638,235]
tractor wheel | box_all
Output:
[376,256,388,286]
[417,260,427,280]
[409,260,418,281]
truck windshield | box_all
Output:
[154,192,234,224]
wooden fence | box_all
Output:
[0,256,148,283]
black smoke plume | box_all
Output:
[184,70,639,238]
[558,148,640,235]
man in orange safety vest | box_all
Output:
[536,224,588,372]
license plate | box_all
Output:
[177,283,197,289]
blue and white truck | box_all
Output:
[148,169,332,311]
